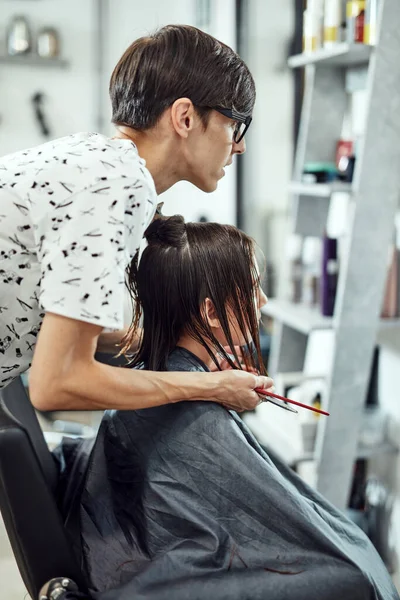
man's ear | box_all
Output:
[170,98,196,139]
[203,298,220,329]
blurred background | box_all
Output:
[1,0,399,596]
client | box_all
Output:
[67,216,398,600]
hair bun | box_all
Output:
[145,215,186,247]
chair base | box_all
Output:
[39,577,87,600]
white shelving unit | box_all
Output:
[289,181,352,198]
[249,0,400,511]
[245,408,398,467]
[288,42,372,69]
[261,300,332,334]
[0,55,69,68]
[261,301,400,335]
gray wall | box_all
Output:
[242,0,294,297]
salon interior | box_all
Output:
[1,0,400,598]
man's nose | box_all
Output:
[233,137,246,155]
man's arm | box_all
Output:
[29,313,272,413]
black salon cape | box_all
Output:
[63,348,399,600]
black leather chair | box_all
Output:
[0,376,88,599]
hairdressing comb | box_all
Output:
[255,388,330,417]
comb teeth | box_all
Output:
[256,392,297,413]
[255,388,330,417]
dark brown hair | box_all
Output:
[110,24,256,131]
[124,216,266,375]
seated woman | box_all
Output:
[67,216,398,600]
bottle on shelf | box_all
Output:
[303,10,321,53]
[287,234,303,304]
[323,0,342,48]
[6,15,31,56]
[349,459,368,510]
[381,244,398,319]
[302,237,322,307]
[364,0,379,45]
[336,137,356,183]
[320,233,339,317]
[346,0,366,44]
[302,161,339,183]
[37,27,60,59]
[303,0,324,53]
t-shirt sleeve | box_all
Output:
[36,176,156,329]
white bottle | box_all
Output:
[302,237,322,306]
[323,0,342,48]
[364,0,379,45]
[303,0,323,53]
[286,234,303,303]
[303,10,319,53]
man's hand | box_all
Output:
[212,369,274,412]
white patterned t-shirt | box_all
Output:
[0,132,157,387]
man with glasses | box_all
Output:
[0,24,271,414]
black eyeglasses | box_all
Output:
[213,107,252,144]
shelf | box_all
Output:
[379,317,400,330]
[261,299,333,334]
[355,441,399,460]
[291,441,398,464]
[290,181,352,198]
[0,55,69,68]
[262,299,400,336]
[244,410,399,467]
[296,441,398,463]
[288,43,373,69]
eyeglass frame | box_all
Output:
[211,107,252,144]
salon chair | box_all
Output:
[0,376,89,599]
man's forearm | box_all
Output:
[32,357,218,412]
[30,313,271,413]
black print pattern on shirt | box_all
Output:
[0,132,157,388]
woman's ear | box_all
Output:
[203,298,220,329]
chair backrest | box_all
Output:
[1,377,58,490]
[0,377,87,599]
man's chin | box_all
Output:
[192,178,218,193]
[204,181,218,193]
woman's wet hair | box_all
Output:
[110,24,255,131]
[123,215,266,375]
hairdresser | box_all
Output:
[0,25,273,413]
